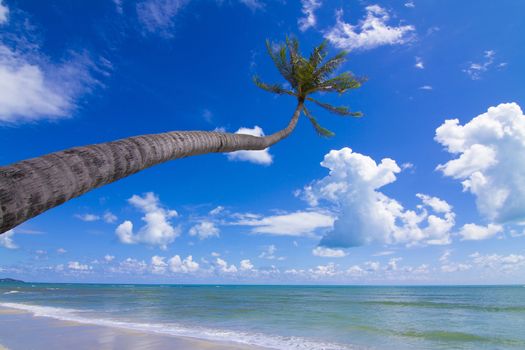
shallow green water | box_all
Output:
[1,284,524,349]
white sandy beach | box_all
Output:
[0,307,267,350]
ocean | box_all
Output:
[1,283,524,349]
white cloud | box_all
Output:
[404,1,415,8]
[302,147,455,247]
[68,261,91,271]
[169,255,199,273]
[324,5,414,51]
[415,56,424,69]
[0,0,9,24]
[441,262,471,273]
[463,50,497,80]
[363,261,381,272]
[151,255,168,274]
[312,246,347,258]
[436,103,525,224]
[75,213,100,222]
[209,206,224,215]
[104,254,115,262]
[419,85,432,90]
[373,250,395,256]
[386,257,402,271]
[233,210,334,236]
[240,259,254,271]
[0,44,101,124]
[258,244,285,260]
[0,2,105,124]
[239,0,264,11]
[416,193,452,214]
[189,221,219,240]
[459,223,503,241]
[215,258,237,273]
[309,262,338,277]
[136,0,189,37]
[298,0,322,32]
[0,230,17,249]
[115,192,180,249]
[470,252,525,271]
[103,212,118,224]
[111,258,148,274]
[226,126,273,165]
[57,248,67,254]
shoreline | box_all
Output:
[0,307,267,350]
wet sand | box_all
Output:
[0,307,267,350]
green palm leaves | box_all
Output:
[254,37,365,137]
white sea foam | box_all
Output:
[0,302,358,350]
[3,291,20,295]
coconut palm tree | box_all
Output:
[0,37,364,234]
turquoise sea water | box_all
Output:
[1,284,524,349]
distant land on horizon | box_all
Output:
[0,278,25,283]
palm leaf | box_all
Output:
[306,97,362,117]
[303,106,335,137]
[253,76,295,96]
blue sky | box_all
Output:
[1,0,524,284]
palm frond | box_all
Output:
[314,50,347,80]
[306,97,362,117]
[308,41,328,70]
[303,106,335,137]
[253,76,295,96]
[265,40,294,86]
[314,73,365,94]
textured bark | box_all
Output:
[0,102,303,234]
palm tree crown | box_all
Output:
[253,37,366,137]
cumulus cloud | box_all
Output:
[189,221,219,240]
[169,255,199,273]
[111,258,148,274]
[459,223,503,241]
[151,255,168,274]
[298,0,322,32]
[436,103,525,224]
[226,126,273,165]
[68,261,91,271]
[324,5,414,51]
[240,259,254,271]
[115,192,180,249]
[470,252,525,271]
[312,246,347,258]
[215,258,237,273]
[0,230,17,249]
[302,147,455,247]
[233,211,334,236]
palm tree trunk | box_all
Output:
[0,101,304,234]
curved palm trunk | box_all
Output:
[0,101,304,234]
